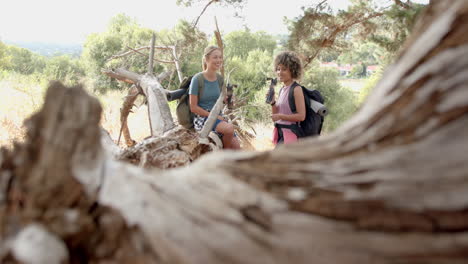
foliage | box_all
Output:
[286,0,426,66]
[368,3,425,53]
[159,20,209,90]
[223,30,276,59]
[216,30,281,121]
[0,41,84,86]
[81,14,153,92]
[43,55,85,86]
[0,41,11,70]
[3,45,46,75]
[302,65,358,132]
[349,63,366,78]
[337,42,384,65]
[82,14,208,93]
[176,0,245,8]
[358,67,383,104]
[227,49,273,120]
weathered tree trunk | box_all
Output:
[104,68,175,136]
[2,1,468,263]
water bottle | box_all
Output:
[265,78,277,104]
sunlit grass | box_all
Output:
[0,76,45,148]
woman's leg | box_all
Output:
[230,134,241,149]
[215,121,238,149]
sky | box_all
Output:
[0,0,348,44]
[0,0,428,45]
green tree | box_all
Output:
[82,14,208,92]
[4,45,45,75]
[43,55,85,85]
[227,49,273,120]
[287,0,426,67]
[176,0,245,8]
[0,41,11,71]
[157,20,208,90]
[349,63,366,78]
[302,65,358,132]
[337,42,383,65]
[224,30,276,59]
[368,3,425,53]
[358,67,383,104]
[82,14,153,92]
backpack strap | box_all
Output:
[216,73,224,89]
[196,72,224,99]
[288,81,301,113]
[195,72,205,98]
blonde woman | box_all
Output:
[189,45,240,149]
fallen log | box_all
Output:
[1,1,468,263]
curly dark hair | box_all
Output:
[273,51,303,80]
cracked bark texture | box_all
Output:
[1,1,468,263]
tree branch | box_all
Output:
[148,33,156,74]
[303,12,384,68]
[102,68,142,84]
[171,44,184,83]
[106,45,175,64]
[192,0,219,28]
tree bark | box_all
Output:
[2,1,468,263]
[103,68,175,136]
[118,85,139,147]
[148,34,156,75]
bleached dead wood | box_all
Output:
[1,1,468,263]
[116,71,172,147]
[141,74,175,135]
[148,34,156,74]
[107,43,184,83]
[103,68,175,136]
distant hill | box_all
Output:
[4,41,82,57]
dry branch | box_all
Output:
[103,68,174,136]
[148,33,156,74]
[106,45,173,62]
[303,11,384,67]
[192,0,219,28]
[118,85,139,147]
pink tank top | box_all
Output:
[275,85,294,125]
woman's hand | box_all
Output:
[271,114,283,122]
[217,115,226,121]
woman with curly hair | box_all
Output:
[268,51,306,145]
